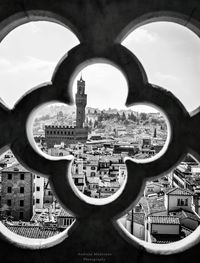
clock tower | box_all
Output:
[75,75,87,128]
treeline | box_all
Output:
[96,111,137,122]
[35,114,51,122]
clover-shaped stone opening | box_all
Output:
[0,21,79,109]
[30,64,168,204]
[122,21,200,112]
[118,154,200,254]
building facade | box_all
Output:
[0,164,34,221]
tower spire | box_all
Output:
[76,74,87,128]
[80,72,83,81]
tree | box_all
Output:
[121,112,126,121]
[128,112,137,122]
[140,112,147,121]
[151,118,160,125]
[124,119,130,126]
[116,112,121,121]
[94,120,98,128]
[153,128,157,138]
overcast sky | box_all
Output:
[0,21,199,113]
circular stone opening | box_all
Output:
[122,21,200,112]
[0,21,79,109]
[118,154,200,254]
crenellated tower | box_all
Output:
[75,75,87,128]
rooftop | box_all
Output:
[5,224,61,239]
[58,208,74,218]
[149,216,180,225]
[1,163,30,173]
[169,209,200,229]
[166,188,194,196]
[151,234,181,244]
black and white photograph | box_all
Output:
[0,1,199,263]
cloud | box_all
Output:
[154,72,179,82]
[0,58,11,68]
[0,56,56,75]
[123,28,157,46]
[29,22,41,34]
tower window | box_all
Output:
[20,200,24,207]
[20,173,24,180]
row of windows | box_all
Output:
[7,173,25,180]
[102,188,116,192]
[63,218,75,226]
[7,199,24,206]
[177,198,188,206]
[48,137,75,142]
[7,186,24,193]
[7,211,24,220]
[46,130,74,135]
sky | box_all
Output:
[0,21,199,113]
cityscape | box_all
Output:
[0,76,199,244]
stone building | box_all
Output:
[0,163,34,221]
[45,76,88,148]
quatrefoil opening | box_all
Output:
[0,9,199,256]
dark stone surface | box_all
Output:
[0,0,199,262]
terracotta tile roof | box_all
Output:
[1,163,30,173]
[151,234,181,244]
[6,225,61,239]
[170,209,200,228]
[58,208,73,218]
[149,216,180,225]
[165,187,194,196]
[182,210,200,222]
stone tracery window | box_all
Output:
[0,0,200,262]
